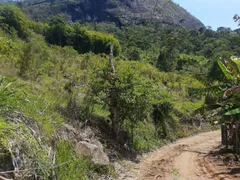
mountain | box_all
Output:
[20,0,204,29]
[234,28,240,34]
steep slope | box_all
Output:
[20,0,204,29]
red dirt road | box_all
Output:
[137,131,221,180]
[118,131,240,180]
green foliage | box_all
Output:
[18,32,54,80]
[0,4,45,38]
[0,4,29,38]
[225,107,240,115]
[0,76,24,115]
[89,23,240,81]
[207,51,232,81]
[219,58,240,116]
[81,27,121,56]
[0,117,53,179]
[0,35,14,57]
[46,20,121,55]
[0,5,225,175]
[55,140,117,179]
[157,35,179,72]
[84,57,154,137]
[217,60,234,81]
[127,121,163,152]
[0,118,12,145]
[176,54,209,78]
[152,101,173,138]
[202,57,240,126]
[55,140,92,180]
[46,16,75,46]
[82,54,204,149]
[0,75,63,135]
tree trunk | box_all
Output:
[131,119,134,144]
[236,122,239,154]
[110,102,120,139]
[226,126,229,150]
[109,45,120,139]
[109,45,116,74]
[221,125,227,145]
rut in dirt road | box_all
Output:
[138,131,221,180]
[118,131,222,180]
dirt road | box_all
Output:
[137,131,221,180]
[118,131,225,180]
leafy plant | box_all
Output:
[55,140,92,180]
[0,76,23,114]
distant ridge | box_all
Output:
[19,0,204,29]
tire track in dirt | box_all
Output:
[136,131,221,180]
[118,131,240,180]
[117,131,222,180]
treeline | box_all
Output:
[85,22,240,82]
[46,17,121,55]
[0,4,121,55]
[3,3,239,81]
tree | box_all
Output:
[156,35,179,72]
[46,16,75,46]
[0,4,30,38]
[152,102,172,138]
[202,56,240,153]
[46,20,121,55]
[85,48,152,139]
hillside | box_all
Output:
[19,0,204,29]
[0,3,240,180]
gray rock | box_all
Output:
[22,0,204,29]
[75,141,110,165]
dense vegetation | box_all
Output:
[0,3,239,179]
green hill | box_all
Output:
[1,3,238,180]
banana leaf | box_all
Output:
[225,107,240,115]
[218,60,234,80]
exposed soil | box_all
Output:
[203,147,240,180]
[117,131,240,180]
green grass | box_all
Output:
[55,140,92,180]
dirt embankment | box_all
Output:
[118,131,240,180]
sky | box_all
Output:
[172,0,240,30]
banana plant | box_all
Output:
[218,56,240,116]
[195,56,240,124]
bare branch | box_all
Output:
[109,45,116,75]
[0,175,13,180]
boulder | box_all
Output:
[22,0,204,29]
[75,141,109,165]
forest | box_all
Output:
[0,3,240,180]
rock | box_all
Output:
[58,123,94,142]
[113,162,123,172]
[58,124,79,141]
[0,147,14,179]
[75,141,110,165]
[22,0,204,29]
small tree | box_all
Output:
[85,47,152,139]
[156,35,179,72]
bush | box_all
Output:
[46,21,121,55]
[0,4,31,38]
